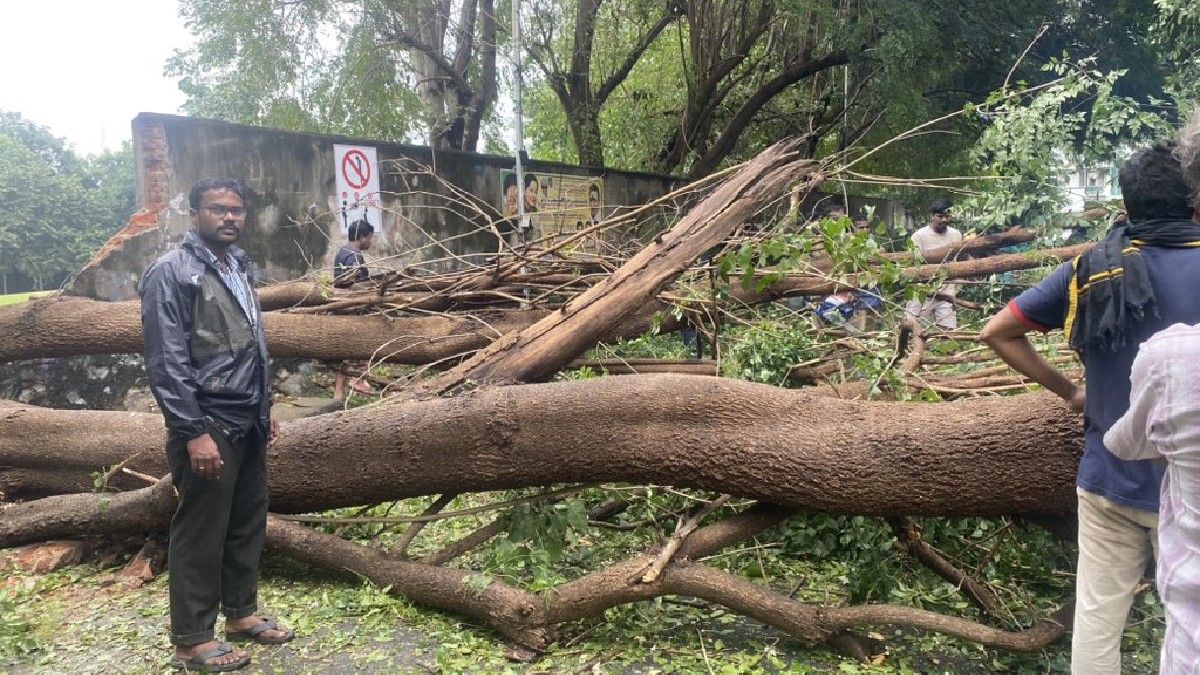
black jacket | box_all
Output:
[139,231,271,441]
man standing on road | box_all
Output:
[140,178,294,672]
[980,142,1200,674]
[905,199,963,330]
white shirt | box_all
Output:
[911,225,963,296]
[1105,323,1200,674]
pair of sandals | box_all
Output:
[170,619,295,672]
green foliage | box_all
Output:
[720,316,815,385]
[1150,0,1200,101]
[708,216,941,388]
[587,332,692,361]
[0,592,38,658]
[166,0,1195,185]
[0,112,135,290]
[957,59,1171,233]
[486,496,591,591]
[0,495,1165,672]
[169,0,481,147]
[556,364,600,381]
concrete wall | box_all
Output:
[0,354,333,414]
[70,114,682,301]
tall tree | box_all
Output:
[523,0,684,167]
[169,0,498,151]
[524,0,1185,181]
[169,0,1188,184]
[378,0,499,149]
[0,113,134,292]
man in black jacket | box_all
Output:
[140,178,293,672]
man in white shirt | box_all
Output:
[1104,323,1200,674]
[905,199,963,329]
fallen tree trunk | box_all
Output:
[0,476,175,545]
[256,280,332,310]
[0,296,539,363]
[414,139,820,394]
[736,242,1094,304]
[1,375,1081,515]
[0,297,674,365]
[0,239,1082,367]
[913,230,1037,263]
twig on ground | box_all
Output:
[274,485,587,525]
[641,494,732,583]
[393,493,458,556]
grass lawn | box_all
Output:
[0,291,53,306]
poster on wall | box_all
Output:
[501,170,604,252]
[334,144,382,234]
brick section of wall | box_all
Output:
[80,120,171,271]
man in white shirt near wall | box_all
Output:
[905,199,963,330]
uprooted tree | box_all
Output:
[0,137,1087,661]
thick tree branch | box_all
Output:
[384,29,472,95]
[889,516,1003,614]
[412,139,817,393]
[451,0,478,77]
[689,50,850,178]
[0,477,174,547]
[596,6,684,103]
[463,0,498,150]
[569,0,602,98]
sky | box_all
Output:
[0,1,195,156]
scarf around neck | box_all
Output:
[1066,218,1200,353]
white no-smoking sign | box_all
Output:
[334,144,381,233]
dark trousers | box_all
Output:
[166,424,269,646]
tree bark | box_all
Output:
[0,236,1073,367]
[0,296,521,364]
[0,297,673,366]
[265,514,550,648]
[0,476,174,546]
[1,375,1081,515]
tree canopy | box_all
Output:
[0,113,135,292]
[170,0,1191,184]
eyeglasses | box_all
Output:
[204,205,248,218]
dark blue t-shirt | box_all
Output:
[1011,246,1200,511]
[334,245,368,286]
